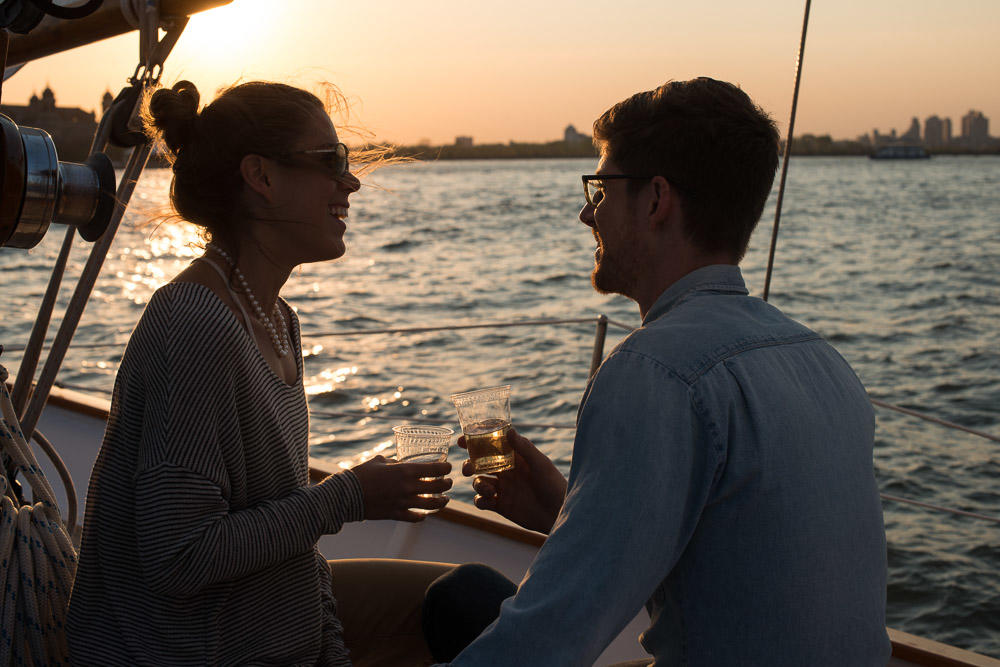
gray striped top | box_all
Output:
[67,282,365,666]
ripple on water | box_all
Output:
[380,239,422,252]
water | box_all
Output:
[2,156,998,656]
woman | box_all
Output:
[65,80,462,666]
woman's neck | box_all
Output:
[209,242,292,313]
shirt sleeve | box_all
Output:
[446,349,723,666]
[134,464,364,598]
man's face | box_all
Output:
[579,156,643,299]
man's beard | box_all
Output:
[590,232,637,298]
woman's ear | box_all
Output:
[240,154,275,200]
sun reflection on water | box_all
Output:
[337,438,393,470]
[305,365,358,396]
[302,343,325,358]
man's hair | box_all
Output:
[593,77,780,261]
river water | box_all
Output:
[2,156,998,656]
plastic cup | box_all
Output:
[450,385,514,474]
[393,424,453,514]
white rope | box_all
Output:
[0,367,77,666]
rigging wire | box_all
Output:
[762,0,812,302]
[1,316,639,353]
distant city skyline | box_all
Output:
[2,0,998,146]
[867,110,992,149]
[6,85,993,150]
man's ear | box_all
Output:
[647,175,675,226]
[240,154,275,200]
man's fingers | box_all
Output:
[472,475,498,499]
[474,494,497,512]
[461,459,477,477]
[507,427,552,467]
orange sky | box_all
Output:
[5,0,999,145]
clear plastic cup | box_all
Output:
[450,385,514,474]
[393,424,453,514]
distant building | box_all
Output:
[924,115,946,147]
[943,117,953,145]
[871,128,898,146]
[0,86,97,162]
[454,135,473,147]
[563,124,588,143]
[900,117,921,143]
[960,110,989,148]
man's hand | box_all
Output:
[351,456,453,522]
[460,427,567,534]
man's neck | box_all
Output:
[634,256,737,319]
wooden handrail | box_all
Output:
[888,628,1000,667]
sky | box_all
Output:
[5,0,999,145]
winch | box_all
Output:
[0,113,115,248]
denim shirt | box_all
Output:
[447,265,890,666]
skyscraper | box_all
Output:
[924,115,945,148]
[960,110,989,148]
[901,117,921,143]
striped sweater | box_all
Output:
[66,282,365,666]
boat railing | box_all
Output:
[11,313,998,525]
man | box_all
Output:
[440,78,890,665]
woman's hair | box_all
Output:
[142,80,331,253]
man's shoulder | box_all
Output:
[616,293,824,385]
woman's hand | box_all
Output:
[461,427,567,535]
[351,456,453,522]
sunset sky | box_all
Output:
[6,0,999,145]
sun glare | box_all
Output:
[175,0,280,75]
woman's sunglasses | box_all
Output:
[276,142,350,178]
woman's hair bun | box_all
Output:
[147,80,201,155]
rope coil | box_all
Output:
[1,367,77,666]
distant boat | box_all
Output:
[870,145,931,160]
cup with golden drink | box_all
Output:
[450,385,515,474]
[393,424,454,514]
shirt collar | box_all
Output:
[642,264,750,325]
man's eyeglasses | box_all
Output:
[581,174,652,207]
[277,142,350,178]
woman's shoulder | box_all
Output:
[143,281,237,328]
[129,282,241,358]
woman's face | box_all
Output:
[258,110,361,266]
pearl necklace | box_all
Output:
[207,245,291,358]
